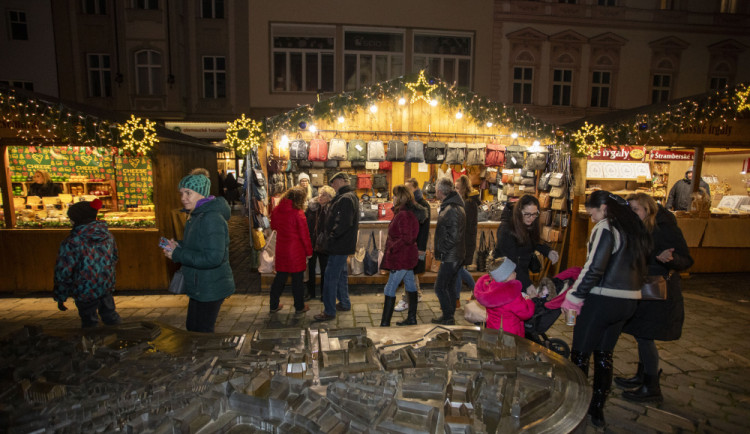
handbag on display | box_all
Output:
[289,138,308,160]
[308,138,328,161]
[538,172,552,191]
[445,142,467,165]
[297,159,312,169]
[539,209,552,226]
[477,205,490,222]
[364,161,378,170]
[168,269,186,294]
[350,244,366,276]
[267,159,287,174]
[361,203,379,221]
[424,141,447,164]
[325,159,338,168]
[505,141,526,169]
[367,140,386,162]
[349,174,359,186]
[386,139,406,161]
[475,231,489,272]
[489,202,504,221]
[348,139,367,162]
[252,228,266,250]
[373,173,388,190]
[467,166,482,186]
[485,142,506,166]
[452,168,467,183]
[539,192,551,209]
[541,226,561,242]
[357,173,373,189]
[406,140,425,163]
[551,197,567,211]
[525,149,549,171]
[351,160,366,168]
[339,160,352,169]
[309,169,325,187]
[549,186,565,198]
[486,167,498,183]
[258,231,277,274]
[364,232,380,276]
[328,138,347,160]
[271,140,290,160]
[466,143,486,166]
[464,300,487,324]
[549,172,565,187]
[379,160,392,171]
[641,275,668,300]
[377,202,394,221]
[423,179,436,199]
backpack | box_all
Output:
[406,140,425,163]
[485,142,506,166]
[386,140,405,161]
[328,138,347,160]
[424,141,446,164]
[466,143,486,166]
[348,139,367,162]
[289,139,308,160]
[367,140,386,162]
[445,142,466,165]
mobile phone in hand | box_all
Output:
[159,236,172,251]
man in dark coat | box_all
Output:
[431,177,465,325]
[314,172,360,321]
[666,166,710,211]
[395,178,431,312]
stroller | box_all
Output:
[524,267,582,358]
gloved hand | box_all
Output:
[57,301,68,311]
[548,250,560,264]
[561,298,583,314]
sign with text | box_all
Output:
[8,146,115,180]
[649,149,695,161]
[114,156,153,207]
[588,146,646,161]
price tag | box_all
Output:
[355,144,363,152]
[511,157,517,164]
[361,211,365,217]
[381,209,386,216]
[482,204,489,211]
[372,204,378,210]
[418,162,428,172]
[437,154,444,161]
[376,192,382,197]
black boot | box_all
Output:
[614,362,644,389]
[570,350,591,377]
[380,296,396,327]
[589,351,613,428]
[397,291,418,326]
[622,370,663,402]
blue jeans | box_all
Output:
[384,269,417,297]
[454,266,475,299]
[434,261,461,319]
[323,254,350,316]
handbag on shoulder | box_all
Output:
[168,269,185,294]
[641,275,668,300]
[364,232,380,276]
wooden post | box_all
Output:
[692,146,705,194]
[0,144,17,228]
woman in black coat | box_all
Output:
[616,193,693,402]
[454,175,479,305]
[304,185,335,300]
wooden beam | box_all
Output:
[692,147,705,194]
[0,144,17,228]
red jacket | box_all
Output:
[380,207,419,271]
[473,275,535,336]
[270,199,312,273]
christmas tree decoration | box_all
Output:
[119,114,158,157]
[224,113,264,156]
[572,122,606,157]
[406,70,439,104]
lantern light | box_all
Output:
[511,132,519,139]
[309,125,317,133]
[398,97,406,105]
[455,111,463,120]
[337,116,345,123]
[369,104,378,113]
[486,121,493,128]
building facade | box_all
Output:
[2,0,750,129]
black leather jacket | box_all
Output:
[321,185,359,255]
[434,191,466,263]
[567,219,642,303]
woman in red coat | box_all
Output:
[379,185,422,327]
[269,186,313,314]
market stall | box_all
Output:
[0,86,224,291]
[253,72,574,285]
[564,84,750,273]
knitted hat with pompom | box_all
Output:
[179,174,211,197]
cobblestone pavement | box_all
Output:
[1,211,749,433]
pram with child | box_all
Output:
[523,267,582,358]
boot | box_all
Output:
[622,370,663,402]
[570,350,591,377]
[397,291,418,326]
[614,363,644,389]
[589,351,613,428]
[380,296,396,327]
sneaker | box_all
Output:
[394,299,408,312]
[270,304,284,313]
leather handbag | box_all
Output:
[373,173,388,190]
[308,138,328,161]
[485,142,506,166]
[486,167,498,183]
[525,150,549,171]
[489,201,504,221]
[347,139,367,162]
[641,275,668,300]
[539,192,551,209]
[289,139,308,160]
[505,142,526,169]
[423,179,436,199]
[365,161,379,170]
[551,197,567,211]
[445,142,466,165]
[357,173,373,189]
[328,138,347,160]
[550,186,565,199]
[271,140,290,160]
[364,232,380,276]
[466,143,486,166]
[168,269,186,294]
[406,140,425,163]
[386,139,405,161]
[539,209,552,226]
[310,169,325,187]
[325,159,338,168]
[541,226,560,242]
[360,203,379,221]
[367,140,386,162]
[424,141,447,164]
[475,231,489,272]
[549,172,565,187]
[379,161,392,171]
[350,244,366,275]
[377,202,394,221]
[258,230,277,274]
[538,172,552,191]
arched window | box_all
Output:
[135,50,163,95]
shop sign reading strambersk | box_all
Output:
[588,146,645,161]
[649,149,695,161]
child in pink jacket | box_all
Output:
[473,257,535,336]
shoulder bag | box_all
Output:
[348,139,367,162]
[367,140,386,162]
[475,231,489,272]
[406,140,425,163]
[364,232,380,276]
[386,139,406,161]
[641,275,668,300]
[373,173,388,190]
[168,269,186,294]
[258,230,277,274]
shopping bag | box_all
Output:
[464,300,487,324]
[258,231,277,273]
[364,232,380,276]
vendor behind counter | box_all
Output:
[28,170,62,197]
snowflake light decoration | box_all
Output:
[119,114,158,156]
[406,70,438,104]
[735,85,750,113]
[573,122,607,157]
[225,114,263,155]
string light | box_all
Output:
[406,70,438,104]
[429,99,438,107]
[337,116,345,123]
[224,113,264,156]
[119,114,158,157]
[572,122,606,157]
[369,104,378,114]
[455,111,463,119]
[486,121,493,128]
[398,97,406,105]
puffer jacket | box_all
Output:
[434,191,466,263]
[305,198,328,251]
[271,198,313,273]
[171,197,235,302]
[462,190,480,266]
[321,184,360,255]
[54,220,118,303]
[380,205,420,271]
[473,275,535,336]
[666,173,711,211]
[492,212,551,291]
[566,219,641,304]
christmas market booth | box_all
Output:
[564,83,750,273]
[251,71,577,286]
[0,86,224,292]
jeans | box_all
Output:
[323,254,350,316]
[270,271,305,311]
[74,293,121,328]
[186,297,225,333]
[434,261,461,319]
[454,266,475,299]
[306,252,328,297]
[384,269,417,297]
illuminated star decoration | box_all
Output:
[573,122,606,157]
[225,113,263,156]
[406,70,438,104]
[119,114,158,156]
[735,85,750,113]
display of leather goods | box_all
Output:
[505,142,527,169]
[538,172,552,191]
[641,275,667,300]
[490,201,504,221]
[347,139,367,162]
[475,231,489,271]
[386,139,406,161]
[521,177,535,186]
[486,167,498,183]
[367,140,386,162]
[350,244,366,275]
[339,160,352,169]
[309,169,325,187]
[522,185,536,194]
[549,186,565,198]
[377,202,394,221]
[525,150,549,171]
[548,172,564,187]
[361,204,379,221]
[351,160,366,168]
[328,138,347,160]
[267,159,286,174]
[445,142,467,165]
[356,173,372,189]
[364,232,380,276]
[542,226,560,242]
[271,140,290,160]
[501,171,512,184]
[308,138,328,161]
[424,141,447,164]
[289,138,308,160]
[522,169,535,178]
[512,175,523,184]
[324,159,338,168]
[373,173,388,190]
[297,159,312,168]
[466,143,486,166]
[252,227,266,250]
[485,142,506,166]
[364,161,379,170]
[258,230,277,274]
[423,180,436,199]
[551,197,567,211]
[405,140,425,163]
[539,192,551,209]
[539,209,552,226]
[168,269,186,294]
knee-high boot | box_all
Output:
[570,350,591,377]
[380,296,396,327]
[397,291,418,326]
[589,351,613,428]
[622,370,662,402]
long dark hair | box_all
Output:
[585,190,651,278]
[511,194,541,246]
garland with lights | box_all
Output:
[224,114,265,156]
[118,114,158,157]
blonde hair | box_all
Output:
[318,185,336,198]
[628,193,658,232]
[34,170,52,184]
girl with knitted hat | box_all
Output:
[473,257,535,336]
[162,174,235,332]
